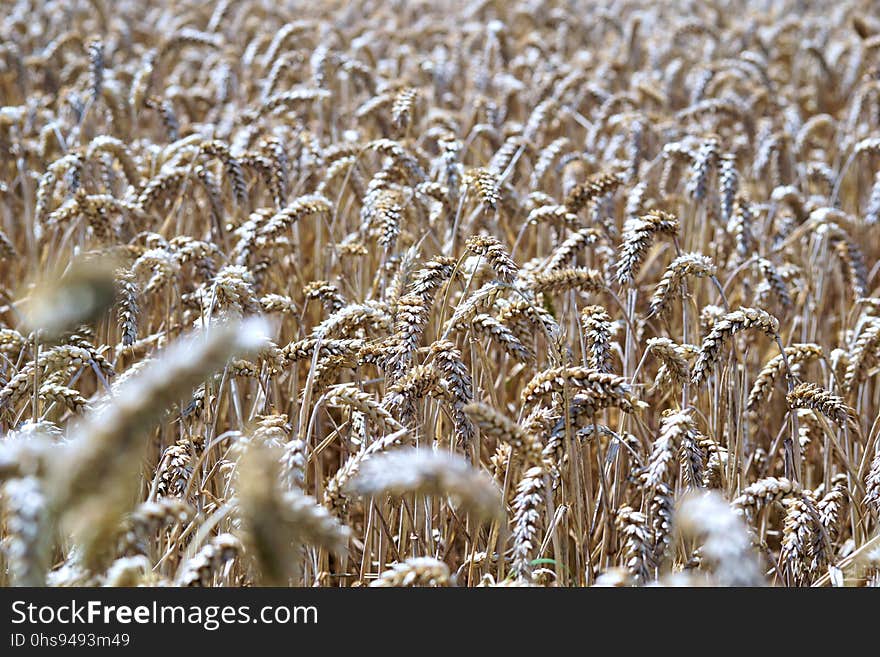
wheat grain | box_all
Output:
[349,448,503,522]
[371,557,452,587]
[691,308,779,387]
[676,491,765,586]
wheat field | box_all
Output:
[0,0,878,588]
